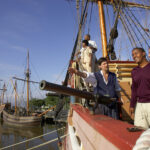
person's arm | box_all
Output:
[68,68,97,86]
[129,72,137,116]
[114,77,121,99]
[116,91,121,100]
[68,68,87,78]
[75,56,81,63]
[89,53,92,67]
[75,50,81,57]
[88,48,93,67]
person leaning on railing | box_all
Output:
[68,57,121,119]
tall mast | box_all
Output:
[26,50,30,115]
[98,1,108,58]
[15,80,17,114]
[1,83,6,105]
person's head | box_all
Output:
[132,47,146,64]
[84,34,90,41]
[82,40,89,48]
[98,57,109,72]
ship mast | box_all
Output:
[96,0,150,58]
[0,83,6,105]
[15,80,17,114]
[26,50,30,115]
[98,0,108,58]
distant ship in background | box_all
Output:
[1,51,41,125]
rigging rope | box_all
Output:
[119,15,135,48]
[127,6,150,39]
[121,0,150,48]
[31,82,44,99]
[88,2,93,34]
[54,0,89,146]
[105,3,112,33]
[122,6,148,47]
[107,0,121,60]
[125,6,150,47]
[122,8,143,47]
[0,127,65,150]
[76,0,80,25]
[120,9,137,47]
[63,0,89,86]
[26,134,68,150]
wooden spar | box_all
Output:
[1,83,6,105]
[90,0,150,9]
[10,79,19,114]
[12,77,39,84]
[97,1,108,58]
[10,79,19,99]
[15,80,17,114]
[26,50,30,115]
[38,106,56,117]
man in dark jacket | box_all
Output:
[69,57,121,119]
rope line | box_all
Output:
[122,8,142,47]
[0,127,65,150]
[123,7,148,47]
[120,9,137,46]
[120,12,135,47]
[26,134,69,150]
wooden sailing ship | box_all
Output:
[3,51,41,125]
[0,82,7,119]
[40,0,150,149]
[64,1,149,149]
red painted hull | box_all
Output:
[63,104,143,150]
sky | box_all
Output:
[0,0,149,102]
[0,0,77,83]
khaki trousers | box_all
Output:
[134,102,150,129]
[82,63,94,73]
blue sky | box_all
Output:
[0,0,77,83]
[0,0,149,101]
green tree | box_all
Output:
[45,96,59,106]
[30,98,45,108]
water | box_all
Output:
[0,119,66,150]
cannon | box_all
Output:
[39,80,118,105]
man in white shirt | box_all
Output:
[80,40,93,72]
[69,57,121,119]
[75,34,97,72]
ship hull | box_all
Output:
[63,104,143,150]
[0,105,5,119]
[3,110,42,126]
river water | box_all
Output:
[0,119,66,150]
